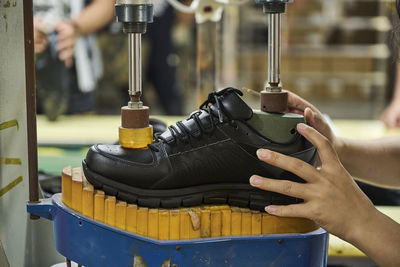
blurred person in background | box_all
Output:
[95,0,186,115]
[145,0,184,115]
[33,0,114,120]
[381,60,400,127]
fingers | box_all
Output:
[250,175,309,199]
[58,49,74,67]
[57,31,74,42]
[382,113,399,128]
[55,22,76,42]
[304,107,325,129]
[34,29,47,40]
[34,33,48,54]
[56,38,74,51]
[286,105,304,115]
[287,91,318,114]
[56,37,75,66]
[34,18,47,33]
[304,107,313,125]
[64,57,74,68]
[296,123,338,165]
[54,22,69,33]
[34,42,48,54]
[257,149,317,182]
[265,203,308,218]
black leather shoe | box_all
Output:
[83,88,316,211]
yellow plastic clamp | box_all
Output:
[119,126,153,149]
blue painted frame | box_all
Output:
[27,194,329,267]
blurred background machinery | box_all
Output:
[236,0,393,118]
[95,0,394,119]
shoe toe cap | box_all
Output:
[83,144,166,188]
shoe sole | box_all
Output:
[82,160,301,211]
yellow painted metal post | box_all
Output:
[126,204,138,233]
[251,211,262,235]
[71,168,83,213]
[231,208,242,235]
[189,208,201,239]
[169,210,180,240]
[115,201,127,230]
[211,210,222,237]
[241,211,252,235]
[82,174,94,218]
[148,209,159,239]
[158,210,170,240]
[61,166,72,207]
[137,207,149,236]
[262,214,272,234]
[179,209,190,239]
[94,190,105,222]
[200,209,211,238]
[221,209,232,236]
[105,196,116,226]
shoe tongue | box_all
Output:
[211,88,253,121]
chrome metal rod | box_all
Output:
[129,33,142,102]
[267,13,281,89]
[196,21,219,107]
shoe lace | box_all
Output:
[148,88,243,152]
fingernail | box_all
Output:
[265,206,277,214]
[250,176,262,186]
[297,123,307,132]
[257,149,272,159]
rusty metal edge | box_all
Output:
[23,0,40,219]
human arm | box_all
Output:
[381,59,400,128]
[338,137,400,188]
[250,124,400,267]
[68,0,115,36]
[33,18,49,54]
[54,0,115,67]
[287,91,400,188]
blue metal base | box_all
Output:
[27,194,329,267]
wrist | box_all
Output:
[343,205,379,245]
[333,137,344,159]
[390,95,400,106]
[69,19,82,37]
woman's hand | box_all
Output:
[286,91,341,151]
[54,20,79,68]
[34,18,48,54]
[250,123,377,242]
[381,100,400,128]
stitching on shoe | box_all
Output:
[95,144,158,167]
[168,139,232,157]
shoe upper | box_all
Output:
[84,88,316,189]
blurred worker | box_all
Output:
[146,1,184,115]
[33,0,114,120]
[381,60,400,127]
[97,0,184,115]
[250,91,400,266]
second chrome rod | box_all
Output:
[129,32,142,107]
[267,12,281,91]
